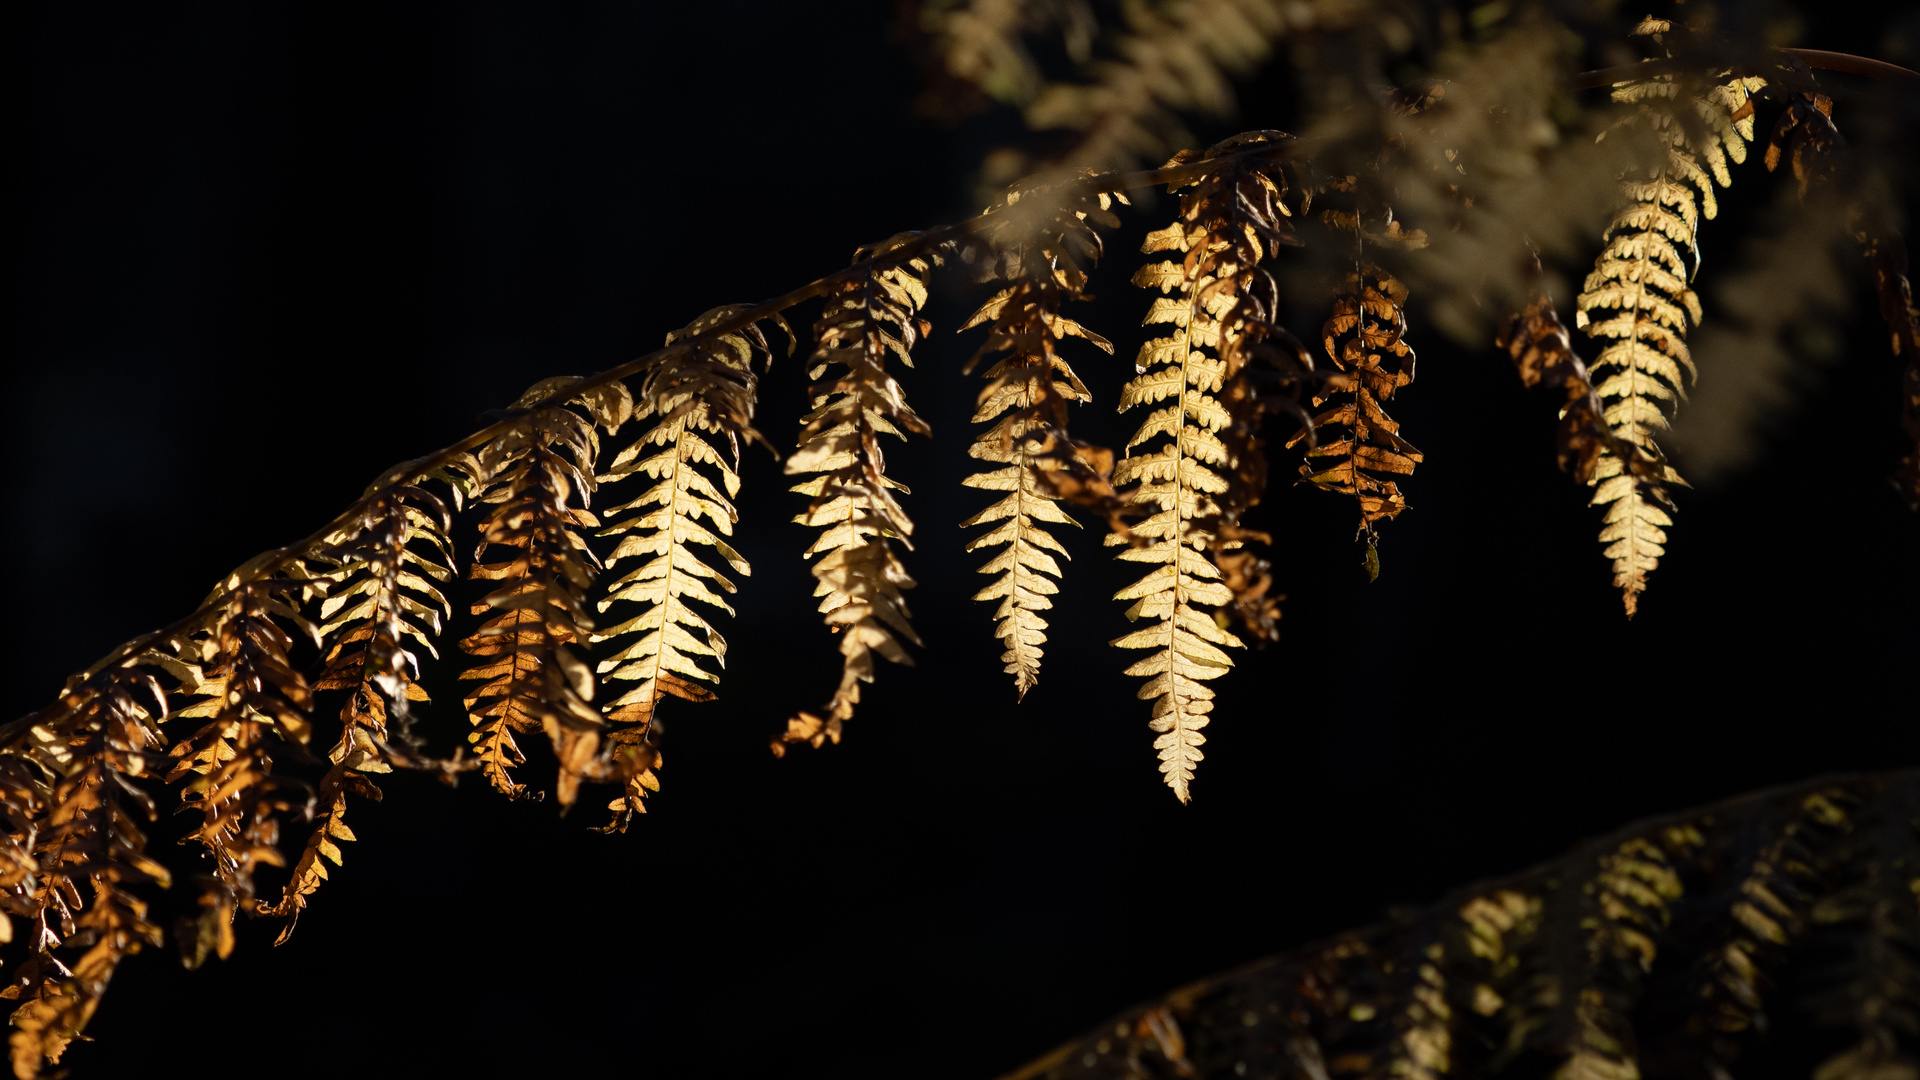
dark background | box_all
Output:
[4,2,1917,1077]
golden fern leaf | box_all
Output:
[591,306,786,830]
[5,669,170,1079]
[460,398,622,807]
[1292,262,1421,540]
[1108,132,1299,801]
[776,236,940,755]
[249,487,456,933]
[1575,70,1767,615]
[0,763,40,927]
[308,487,454,753]
[165,575,320,908]
[959,186,1119,697]
[250,760,370,947]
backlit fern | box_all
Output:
[4,5,1919,1076]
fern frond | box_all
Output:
[591,306,785,829]
[1865,238,1920,508]
[1575,71,1766,615]
[6,669,170,1079]
[251,761,367,946]
[1025,0,1330,170]
[244,487,457,934]
[1798,792,1920,1080]
[460,399,621,807]
[1109,132,1299,801]
[959,186,1120,696]
[916,0,1095,111]
[1636,794,1834,1073]
[1293,262,1421,540]
[165,574,321,908]
[776,236,940,755]
[1799,98,1920,510]
[1007,774,1920,1080]
[308,487,455,752]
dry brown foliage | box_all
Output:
[3,5,1918,1074]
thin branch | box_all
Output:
[1576,47,1920,91]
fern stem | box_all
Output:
[1576,48,1920,91]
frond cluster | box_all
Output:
[256,485,454,930]
[1007,771,1920,1080]
[1575,67,1766,615]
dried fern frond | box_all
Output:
[1293,262,1421,543]
[1765,90,1842,200]
[1497,261,1671,500]
[1773,91,1920,510]
[460,396,625,807]
[959,185,1120,697]
[6,668,171,1079]
[251,753,372,946]
[249,486,458,935]
[309,487,454,761]
[1857,230,1920,508]
[591,306,787,829]
[165,573,321,911]
[1575,69,1766,615]
[776,236,941,755]
[1767,86,1920,507]
[1109,132,1300,801]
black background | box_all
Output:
[5,2,1918,1077]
